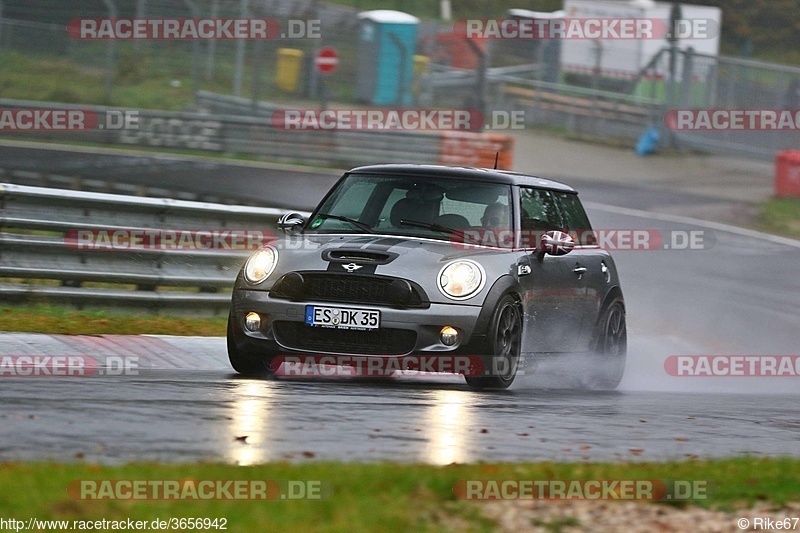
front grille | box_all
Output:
[307,275,402,302]
[273,321,417,355]
[271,273,428,308]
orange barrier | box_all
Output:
[775,150,800,197]
[438,131,514,170]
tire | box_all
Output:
[227,314,275,377]
[587,300,627,389]
[465,295,522,390]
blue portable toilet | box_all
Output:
[356,10,419,106]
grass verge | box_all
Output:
[0,459,798,532]
[759,197,800,239]
[0,305,226,336]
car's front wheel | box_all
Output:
[227,315,275,376]
[587,299,627,389]
[465,295,522,390]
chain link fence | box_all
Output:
[0,0,442,108]
[636,47,800,158]
[424,42,800,159]
[0,2,797,160]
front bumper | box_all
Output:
[230,289,485,357]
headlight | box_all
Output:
[438,260,485,300]
[244,246,278,284]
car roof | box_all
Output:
[347,164,577,193]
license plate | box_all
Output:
[305,305,380,331]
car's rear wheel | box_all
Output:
[465,295,521,390]
[227,314,275,377]
[588,300,626,389]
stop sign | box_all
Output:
[314,47,339,74]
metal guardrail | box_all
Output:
[193,90,284,119]
[494,74,665,141]
[424,63,542,89]
[423,47,800,160]
[0,97,443,167]
[421,61,663,140]
[0,183,309,314]
[0,167,243,205]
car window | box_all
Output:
[315,178,380,232]
[519,188,564,232]
[440,194,508,227]
[553,192,597,246]
[374,187,409,230]
[308,173,512,242]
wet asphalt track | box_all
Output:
[1,147,799,464]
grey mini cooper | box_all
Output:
[227,164,626,389]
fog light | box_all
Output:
[440,326,459,346]
[244,312,261,332]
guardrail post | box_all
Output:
[233,0,249,96]
[101,0,118,102]
[134,0,145,54]
[591,40,603,135]
[250,34,264,113]
[465,38,487,132]
[680,47,694,108]
[665,1,682,149]
[183,0,201,96]
[705,61,717,108]
[205,0,219,80]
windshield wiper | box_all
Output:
[399,219,464,236]
[314,213,375,233]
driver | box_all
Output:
[481,202,510,230]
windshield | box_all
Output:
[306,173,513,244]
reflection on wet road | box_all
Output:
[1,190,798,464]
[1,357,798,464]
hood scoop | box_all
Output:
[322,249,398,265]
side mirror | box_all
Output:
[539,230,575,256]
[277,212,305,235]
